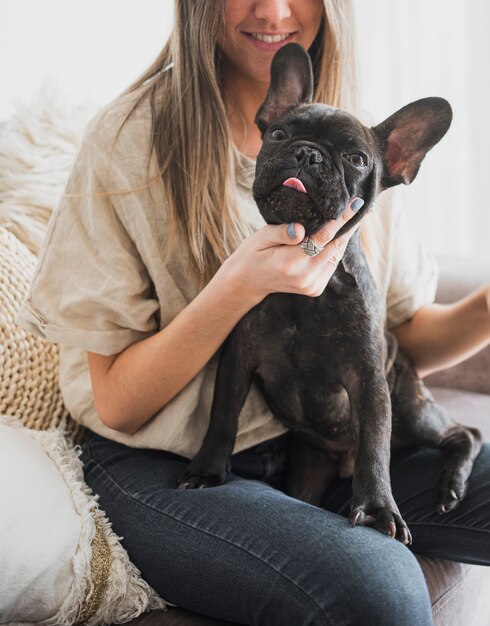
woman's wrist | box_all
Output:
[207,257,264,314]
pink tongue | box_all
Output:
[283,177,307,194]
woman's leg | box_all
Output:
[323,443,490,565]
[81,432,432,626]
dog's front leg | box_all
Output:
[345,368,412,545]
[177,327,255,489]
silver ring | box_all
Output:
[299,236,324,257]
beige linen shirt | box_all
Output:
[16,88,438,459]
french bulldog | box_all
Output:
[178,43,482,544]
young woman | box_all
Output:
[18,1,490,624]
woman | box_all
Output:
[18,1,490,624]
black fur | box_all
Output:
[178,44,482,544]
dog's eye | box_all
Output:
[344,152,367,167]
[269,128,287,141]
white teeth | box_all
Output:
[251,33,290,43]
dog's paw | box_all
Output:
[437,469,470,514]
[350,500,412,545]
[177,459,230,490]
[177,472,224,490]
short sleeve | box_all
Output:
[16,115,159,356]
[385,196,439,329]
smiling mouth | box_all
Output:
[248,32,292,43]
[242,32,296,47]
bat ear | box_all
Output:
[255,43,314,136]
[372,97,452,189]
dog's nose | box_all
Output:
[295,146,323,166]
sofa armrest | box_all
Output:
[424,255,490,395]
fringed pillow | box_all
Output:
[0,96,167,623]
[0,415,166,625]
[0,87,95,258]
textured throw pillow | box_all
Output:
[0,415,166,625]
[0,225,79,437]
[0,93,167,624]
[0,86,96,258]
[0,87,92,438]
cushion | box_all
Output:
[0,89,93,437]
[419,387,490,626]
[0,225,79,437]
[0,415,166,625]
[0,86,95,258]
[0,94,168,623]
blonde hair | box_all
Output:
[120,0,363,288]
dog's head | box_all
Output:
[252,43,452,237]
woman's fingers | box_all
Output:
[257,221,306,250]
[308,197,364,249]
[224,198,365,302]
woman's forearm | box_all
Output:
[391,285,490,378]
[92,270,259,434]
[89,215,361,435]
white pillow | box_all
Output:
[0,415,166,625]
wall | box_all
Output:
[1,1,488,257]
[0,0,171,117]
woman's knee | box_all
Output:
[343,539,431,626]
[275,530,433,626]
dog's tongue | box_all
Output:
[283,177,308,194]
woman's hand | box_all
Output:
[218,198,363,305]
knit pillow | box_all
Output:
[0,415,166,625]
[0,89,93,437]
[0,225,80,437]
[0,93,168,623]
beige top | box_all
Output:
[16,88,438,458]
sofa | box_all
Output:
[0,99,489,625]
[110,255,490,626]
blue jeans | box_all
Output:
[80,431,490,626]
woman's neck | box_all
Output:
[222,61,269,159]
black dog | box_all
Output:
[178,44,482,544]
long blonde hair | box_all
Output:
[122,0,359,288]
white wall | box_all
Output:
[1,1,488,257]
[0,0,172,117]
[354,0,490,258]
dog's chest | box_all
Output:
[235,263,377,439]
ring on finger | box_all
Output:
[299,236,324,257]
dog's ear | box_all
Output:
[373,97,452,189]
[255,43,314,136]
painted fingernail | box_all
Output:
[287,222,296,238]
[352,197,364,212]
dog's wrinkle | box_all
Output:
[331,150,346,178]
[288,139,330,162]
[254,162,344,230]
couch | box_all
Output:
[0,105,489,625]
[103,255,490,626]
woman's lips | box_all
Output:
[242,31,297,52]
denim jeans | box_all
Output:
[80,431,490,626]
